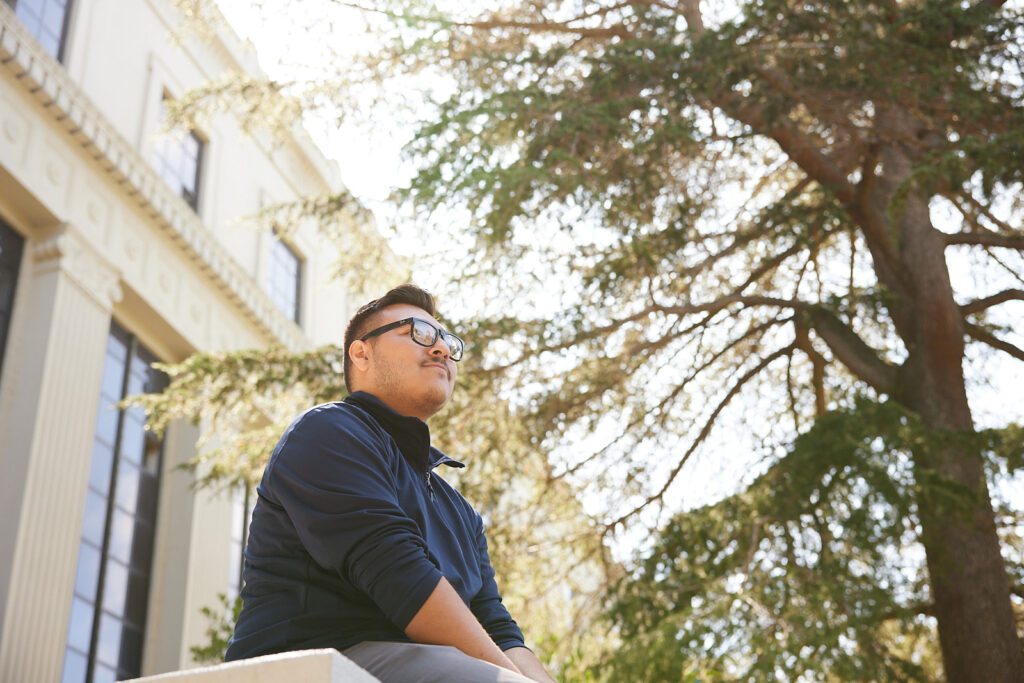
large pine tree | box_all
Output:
[365,2,1024,676]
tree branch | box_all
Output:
[715,92,856,204]
[978,0,1009,12]
[659,295,808,318]
[453,18,627,39]
[984,247,1024,287]
[793,317,827,416]
[447,1,651,39]
[964,323,1024,362]
[752,64,864,155]
[479,292,805,377]
[678,0,704,32]
[803,307,898,395]
[605,343,797,531]
[960,289,1024,316]
[333,1,636,38]
[848,149,910,307]
[949,192,1018,235]
[944,232,1024,250]
[552,315,791,483]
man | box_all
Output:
[225,284,555,682]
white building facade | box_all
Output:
[0,1,379,681]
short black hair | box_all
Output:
[343,283,438,392]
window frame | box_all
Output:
[266,229,303,324]
[228,486,254,603]
[6,0,75,62]
[0,217,25,384]
[151,94,206,213]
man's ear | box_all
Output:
[348,339,372,375]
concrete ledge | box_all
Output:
[123,649,381,683]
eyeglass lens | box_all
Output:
[411,319,463,360]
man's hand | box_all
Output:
[505,646,557,682]
[404,577,523,675]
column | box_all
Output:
[0,223,122,683]
[142,419,201,674]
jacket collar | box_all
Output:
[344,391,465,472]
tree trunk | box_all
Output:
[910,434,1024,682]
[878,128,1024,681]
[902,317,1023,680]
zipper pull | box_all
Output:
[425,471,435,501]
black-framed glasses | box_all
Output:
[359,317,465,361]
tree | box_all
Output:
[166,0,1024,679]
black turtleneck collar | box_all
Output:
[344,391,464,472]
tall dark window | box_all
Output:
[227,486,253,602]
[0,219,24,383]
[152,97,204,212]
[6,0,73,61]
[267,232,302,323]
[63,323,167,683]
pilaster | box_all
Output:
[143,420,201,674]
[0,223,121,683]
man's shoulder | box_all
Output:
[275,400,389,454]
[294,399,375,429]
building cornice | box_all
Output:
[0,4,309,350]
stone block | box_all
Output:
[123,649,381,683]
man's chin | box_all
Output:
[421,385,453,415]
[430,386,453,407]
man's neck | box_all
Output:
[346,391,433,469]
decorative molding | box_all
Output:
[0,4,309,350]
[3,114,20,142]
[32,224,123,311]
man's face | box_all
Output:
[350,304,458,420]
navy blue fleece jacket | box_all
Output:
[224,391,525,660]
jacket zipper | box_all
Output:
[425,471,435,501]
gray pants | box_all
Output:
[341,641,536,683]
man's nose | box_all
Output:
[430,338,451,359]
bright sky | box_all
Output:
[215,0,411,200]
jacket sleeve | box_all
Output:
[263,405,443,630]
[468,514,527,650]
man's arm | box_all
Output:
[404,577,523,675]
[460,507,555,680]
[505,647,557,682]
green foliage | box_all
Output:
[985,422,1024,474]
[126,345,347,488]
[605,399,960,681]
[190,593,243,664]
[402,1,1024,237]
[605,408,1024,681]
[160,71,303,139]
